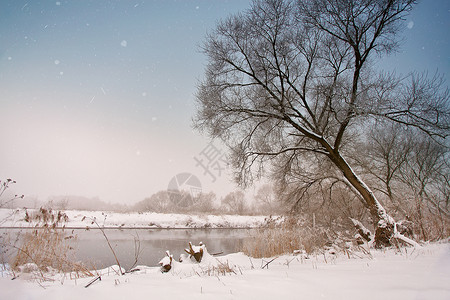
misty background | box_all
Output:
[0,0,448,208]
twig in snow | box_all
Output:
[284,257,295,268]
[127,230,143,272]
[261,257,278,269]
[84,276,101,288]
[248,257,254,269]
[82,216,124,275]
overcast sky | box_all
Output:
[0,0,448,205]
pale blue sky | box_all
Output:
[0,0,448,204]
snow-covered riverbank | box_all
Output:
[0,208,268,229]
[0,242,448,300]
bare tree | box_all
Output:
[397,132,449,239]
[221,191,246,215]
[134,191,171,213]
[254,184,284,214]
[362,122,413,214]
[195,192,216,213]
[194,0,449,247]
[361,122,449,240]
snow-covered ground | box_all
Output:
[0,242,448,300]
[0,208,268,229]
[1,208,449,299]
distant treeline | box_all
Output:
[5,184,285,216]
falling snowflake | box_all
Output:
[407,21,414,29]
[7,57,12,60]
[121,40,127,47]
[54,59,60,65]
[56,1,61,6]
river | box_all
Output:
[1,228,256,270]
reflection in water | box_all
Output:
[69,228,254,270]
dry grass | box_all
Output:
[241,216,331,258]
[200,259,239,276]
[11,228,92,277]
[23,207,69,226]
[10,208,94,280]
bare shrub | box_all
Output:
[0,178,24,208]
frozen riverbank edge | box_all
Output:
[0,208,268,229]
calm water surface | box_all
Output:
[2,228,255,270]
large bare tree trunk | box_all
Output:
[330,151,395,247]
